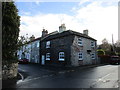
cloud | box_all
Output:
[75,1,118,44]
[35,1,40,5]
[21,11,31,16]
[19,1,118,44]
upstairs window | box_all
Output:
[78,52,83,60]
[32,43,35,48]
[37,42,39,47]
[91,41,95,47]
[46,41,50,48]
[59,52,65,61]
[46,53,50,60]
[78,38,83,46]
[91,53,95,59]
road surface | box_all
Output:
[15,64,120,88]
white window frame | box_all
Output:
[91,41,95,47]
[37,42,39,47]
[78,52,83,60]
[91,53,95,59]
[46,53,50,60]
[32,43,35,48]
[59,52,65,61]
[46,41,50,48]
[78,38,83,46]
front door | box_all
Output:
[41,55,45,65]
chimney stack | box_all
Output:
[83,29,88,35]
[42,29,48,37]
[59,24,66,33]
[30,35,35,41]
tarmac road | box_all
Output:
[14,64,120,88]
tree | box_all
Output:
[115,40,120,56]
[99,38,112,55]
[2,2,20,63]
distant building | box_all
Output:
[17,37,40,63]
[40,24,98,66]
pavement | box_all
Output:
[2,63,109,89]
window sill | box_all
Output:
[59,59,65,61]
[46,59,50,60]
[79,59,83,60]
[78,45,83,47]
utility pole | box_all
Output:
[112,34,116,55]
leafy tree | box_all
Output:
[2,2,20,63]
[97,49,105,56]
[17,35,28,48]
[115,40,120,56]
[99,38,112,55]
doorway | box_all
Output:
[41,55,45,65]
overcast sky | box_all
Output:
[15,0,118,44]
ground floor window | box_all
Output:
[78,52,83,60]
[91,53,95,59]
[46,53,50,60]
[59,52,65,61]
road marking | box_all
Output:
[19,74,54,83]
[90,73,111,87]
[18,68,26,72]
[17,72,24,84]
[18,72,24,80]
[98,73,111,81]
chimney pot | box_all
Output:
[83,30,88,35]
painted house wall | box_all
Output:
[31,40,40,63]
[71,36,97,66]
[17,40,40,63]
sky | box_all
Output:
[15,0,118,45]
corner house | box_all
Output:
[40,24,98,67]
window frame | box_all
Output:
[78,38,83,46]
[59,52,65,61]
[91,53,95,59]
[46,41,50,48]
[78,52,83,60]
[91,41,95,47]
[37,42,39,47]
[46,53,50,60]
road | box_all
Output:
[16,64,119,88]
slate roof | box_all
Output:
[21,30,96,46]
[41,30,96,41]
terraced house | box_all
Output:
[17,36,40,63]
[40,24,98,67]
[17,29,57,63]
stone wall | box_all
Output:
[40,35,74,66]
[71,36,98,66]
[2,62,18,80]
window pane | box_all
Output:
[78,38,83,46]
[59,52,65,61]
[46,41,50,48]
[78,52,83,60]
[46,53,50,60]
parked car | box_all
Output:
[18,58,29,64]
[110,56,120,64]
